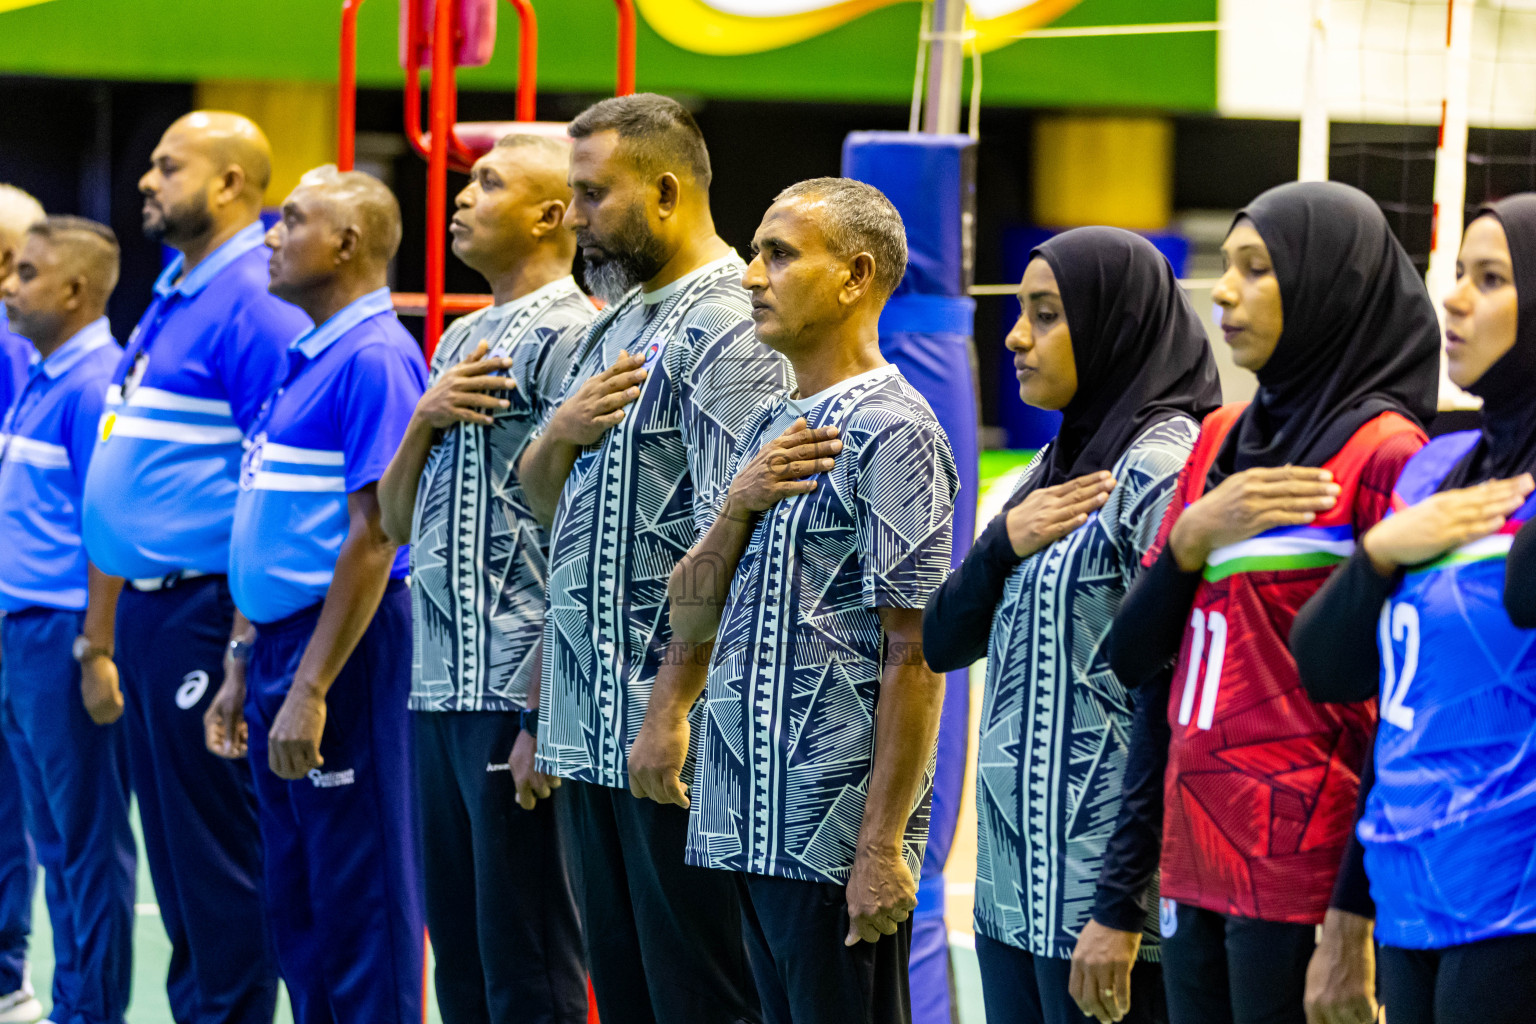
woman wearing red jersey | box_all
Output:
[1102,181,1441,1024]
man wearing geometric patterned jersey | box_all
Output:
[1106,181,1442,1024]
[657,178,958,1024]
[376,133,590,1024]
[1294,196,1536,1024]
[518,94,788,1024]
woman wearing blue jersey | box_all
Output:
[1293,194,1536,1024]
[924,227,1221,1024]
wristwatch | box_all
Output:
[519,706,540,739]
[71,635,112,663]
[226,637,256,664]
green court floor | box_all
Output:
[21,806,986,1023]
[23,453,1037,1023]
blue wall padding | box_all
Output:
[845,131,980,1024]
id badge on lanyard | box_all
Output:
[99,295,173,443]
[118,294,177,403]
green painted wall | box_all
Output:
[0,0,1215,109]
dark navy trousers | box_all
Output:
[116,577,278,1024]
[0,720,35,996]
[557,778,759,1024]
[973,933,1167,1024]
[245,581,423,1024]
[412,711,586,1024]
[736,871,911,1024]
[0,607,134,1024]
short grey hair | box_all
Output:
[569,93,711,189]
[296,164,403,265]
[774,177,907,297]
[494,132,571,159]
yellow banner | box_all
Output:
[636,0,1086,56]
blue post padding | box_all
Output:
[843,132,975,299]
[846,131,979,1024]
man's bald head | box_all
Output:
[450,134,576,283]
[493,133,572,192]
[0,184,45,279]
[164,111,273,198]
[0,184,44,247]
[294,165,403,266]
[266,166,401,311]
[141,110,273,251]
[2,216,119,348]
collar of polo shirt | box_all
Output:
[33,317,116,380]
[152,220,269,301]
[289,287,395,360]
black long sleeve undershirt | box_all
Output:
[1291,548,1398,704]
[1105,547,1203,689]
[1091,669,1171,933]
[922,511,1022,673]
[1291,549,1391,916]
[1330,741,1377,918]
[1505,518,1536,628]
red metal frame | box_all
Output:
[336,0,637,357]
[614,0,636,97]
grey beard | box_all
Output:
[583,258,644,305]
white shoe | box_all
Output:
[0,986,44,1024]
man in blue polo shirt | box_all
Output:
[81,111,305,1024]
[224,166,426,1024]
[0,216,135,1024]
[0,182,45,1024]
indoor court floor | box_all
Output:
[23,453,1037,1024]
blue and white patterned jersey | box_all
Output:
[536,254,792,788]
[409,277,594,712]
[686,364,959,885]
[974,418,1196,959]
[1362,430,1536,950]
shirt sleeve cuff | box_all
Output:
[1091,892,1149,935]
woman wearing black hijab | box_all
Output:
[1104,181,1441,1024]
[1292,196,1536,1024]
[923,227,1221,1024]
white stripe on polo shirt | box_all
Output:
[251,471,346,493]
[103,417,243,445]
[113,386,234,418]
[0,434,70,470]
[261,442,344,466]
[249,442,346,491]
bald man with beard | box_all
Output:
[225,165,426,1024]
[81,111,308,1024]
